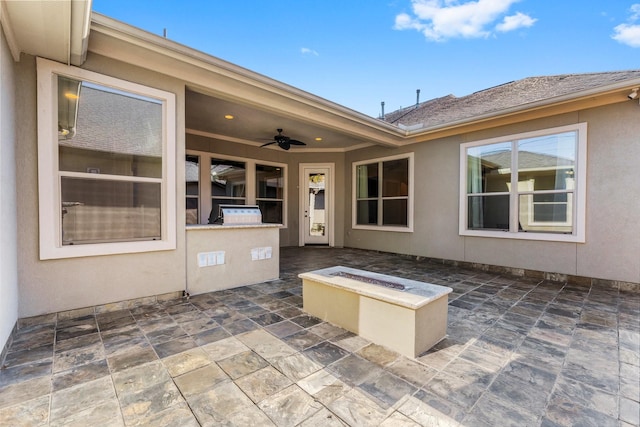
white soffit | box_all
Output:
[1,0,91,65]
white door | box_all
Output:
[300,164,333,246]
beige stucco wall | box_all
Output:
[16,54,188,318]
[0,20,19,349]
[186,225,279,295]
[345,106,640,284]
[576,104,640,281]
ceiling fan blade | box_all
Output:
[279,141,291,150]
[260,141,276,148]
[289,139,306,146]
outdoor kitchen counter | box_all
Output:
[186,224,280,295]
[186,224,281,230]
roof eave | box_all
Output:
[0,0,91,65]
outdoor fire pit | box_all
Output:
[299,266,453,358]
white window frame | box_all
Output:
[186,150,287,227]
[255,162,286,225]
[185,154,200,225]
[37,58,176,259]
[352,153,414,232]
[459,123,587,243]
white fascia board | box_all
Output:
[0,0,91,65]
[0,0,22,62]
[70,0,92,65]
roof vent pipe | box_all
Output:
[416,89,420,107]
[381,101,385,120]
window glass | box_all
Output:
[257,200,283,224]
[461,125,585,241]
[186,155,199,225]
[256,164,284,224]
[467,142,511,194]
[468,194,510,230]
[356,200,378,225]
[518,193,573,232]
[383,199,408,226]
[382,158,408,197]
[517,132,576,232]
[211,159,246,198]
[209,159,246,224]
[61,177,161,244]
[356,163,378,198]
[354,154,412,230]
[308,173,326,236]
[518,132,575,191]
[58,77,163,178]
[187,153,287,226]
[56,76,165,246]
[256,164,283,199]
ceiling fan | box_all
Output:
[260,129,306,150]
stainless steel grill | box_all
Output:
[217,205,262,225]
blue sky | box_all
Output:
[92,0,640,117]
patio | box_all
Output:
[0,247,638,426]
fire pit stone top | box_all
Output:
[299,266,452,309]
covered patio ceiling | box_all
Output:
[185,88,380,152]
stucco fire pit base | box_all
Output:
[299,266,453,358]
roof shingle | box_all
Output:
[383,71,640,128]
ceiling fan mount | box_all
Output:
[260,128,306,151]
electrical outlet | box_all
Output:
[251,247,273,261]
[198,252,208,267]
[207,252,217,266]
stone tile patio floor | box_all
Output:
[0,247,638,426]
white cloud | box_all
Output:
[301,47,319,56]
[496,12,537,32]
[613,23,640,47]
[631,3,640,21]
[395,12,425,31]
[612,4,640,47]
[394,0,536,41]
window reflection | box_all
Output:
[57,76,165,245]
[465,131,576,234]
[58,77,163,178]
[210,159,246,223]
[257,164,284,224]
[62,178,161,244]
